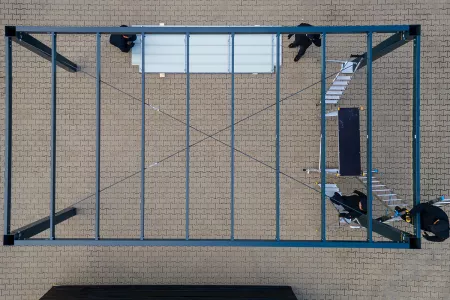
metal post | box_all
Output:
[50,32,57,240]
[4,37,13,236]
[185,32,190,240]
[275,33,281,241]
[95,33,101,240]
[366,32,373,242]
[320,33,327,241]
[140,33,146,240]
[412,34,421,243]
[230,33,235,241]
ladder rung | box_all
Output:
[327,59,348,63]
[383,199,402,202]
[363,170,378,174]
[373,189,389,192]
[329,86,346,91]
[325,187,340,191]
[388,204,407,207]
[362,181,380,183]
[372,185,385,187]
[332,81,349,86]
[378,194,397,196]
[384,217,402,223]
[325,100,338,104]
[336,76,352,81]
[326,91,343,95]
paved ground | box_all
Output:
[1,0,450,299]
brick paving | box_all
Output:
[1,0,450,299]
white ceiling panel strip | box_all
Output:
[131,30,282,74]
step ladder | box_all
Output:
[318,183,361,228]
[325,60,361,105]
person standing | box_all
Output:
[109,25,137,53]
[287,23,322,62]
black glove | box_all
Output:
[288,34,293,39]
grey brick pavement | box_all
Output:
[1,0,450,299]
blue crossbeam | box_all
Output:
[14,25,410,34]
[13,239,411,248]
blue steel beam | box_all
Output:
[13,25,410,34]
[5,28,78,72]
[275,33,281,241]
[230,33,235,241]
[352,31,417,69]
[366,32,373,242]
[50,32,57,240]
[13,239,411,248]
[355,215,410,243]
[95,33,101,240]
[185,33,190,240]
[3,37,12,236]
[320,33,327,241]
[9,207,77,241]
[412,34,421,249]
[140,33,146,240]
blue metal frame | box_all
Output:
[95,33,101,240]
[14,239,411,248]
[12,207,76,240]
[320,33,327,241]
[4,25,422,248]
[14,25,411,34]
[50,32,57,240]
[4,36,12,237]
[185,32,190,241]
[412,34,421,247]
[5,28,78,72]
[275,33,281,241]
[230,33,235,241]
[366,32,373,242]
[352,31,416,69]
[140,33,146,240]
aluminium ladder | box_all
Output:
[325,60,361,105]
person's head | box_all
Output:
[120,25,129,38]
[430,219,450,239]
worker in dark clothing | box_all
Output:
[396,203,449,242]
[109,25,137,53]
[330,190,367,219]
[287,23,322,62]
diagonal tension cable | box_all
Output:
[71,64,353,207]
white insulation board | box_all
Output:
[131,33,282,73]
